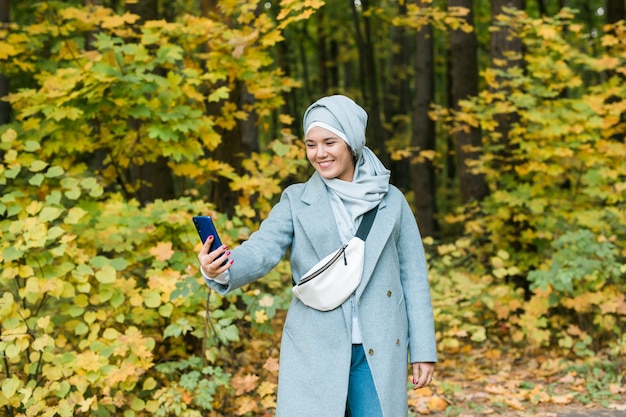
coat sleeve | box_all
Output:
[204,188,296,294]
[397,198,438,363]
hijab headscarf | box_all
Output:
[303,95,390,240]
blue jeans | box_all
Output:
[346,344,383,417]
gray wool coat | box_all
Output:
[205,172,437,417]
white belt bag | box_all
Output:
[291,206,378,311]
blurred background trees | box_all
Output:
[0,0,624,415]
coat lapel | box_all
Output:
[354,199,395,299]
[295,173,342,260]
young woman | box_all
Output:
[198,95,437,417]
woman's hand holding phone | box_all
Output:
[193,216,233,278]
[198,235,233,278]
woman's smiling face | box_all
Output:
[305,126,355,182]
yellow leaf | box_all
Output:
[261,29,284,46]
[149,242,174,262]
[148,268,180,299]
[105,364,137,386]
[254,309,269,324]
[74,351,105,372]
[235,395,257,415]
[257,381,276,397]
[279,114,294,125]
[65,207,87,224]
[537,25,558,39]
[0,42,17,59]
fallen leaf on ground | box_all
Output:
[427,396,448,411]
[485,384,507,394]
[505,397,525,410]
[231,373,259,396]
[550,393,575,405]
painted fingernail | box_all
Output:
[413,378,417,384]
[226,251,231,256]
[221,245,228,250]
[229,260,234,264]
[208,235,213,240]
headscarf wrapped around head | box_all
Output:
[303,95,368,159]
[302,95,391,239]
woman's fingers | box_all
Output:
[412,362,435,390]
[198,237,233,277]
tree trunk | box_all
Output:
[449,0,488,203]
[490,0,523,171]
[124,0,176,204]
[352,0,389,166]
[317,8,329,93]
[126,0,158,20]
[607,0,625,24]
[0,0,10,125]
[386,2,412,190]
[201,2,261,215]
[410,0,437,237]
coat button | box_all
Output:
[368,349,374,356]
[396,339,400,346]
[387,290,392,297]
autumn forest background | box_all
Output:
[0,0,625,416]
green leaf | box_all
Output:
[75,322,88,335]
[39,207,63,222]
[2,246,23,262]
[142,289,161,308]
[156,45,183,63]
[47,226,65,241]
[221,324,240,342]
[163,318,193,339]
[64,187,81,200]
[65,207,87,224]
[4,165,20,179]
[55,380,71,398]
[90,256,109,268]
[29,160,48,172]
[208,86,230,102]
[24,140,40,152]
[2,378,21,398]
[28,173,44,186]
[45,166,65,178]
[95,265,116,284]
[158,303,173,317]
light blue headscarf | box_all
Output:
[303,95,390,240]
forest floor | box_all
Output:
[408,347,626,416]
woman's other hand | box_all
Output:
[412,362,435,390]
[198,236,233,278]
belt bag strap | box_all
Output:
[355,205,378,241]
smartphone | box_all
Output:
[192,216,223,253]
